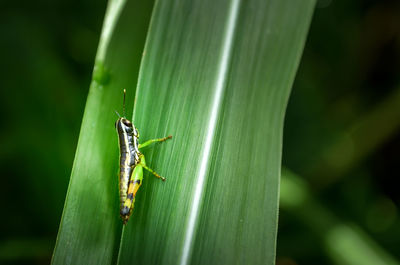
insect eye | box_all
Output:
[123,119,132,127]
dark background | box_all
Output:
[0,0,399,264]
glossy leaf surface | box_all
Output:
[53,0,315,264]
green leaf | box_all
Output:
[51,0,155,264]
[52,0,315,264]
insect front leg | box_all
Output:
[139,154,166,181]
[138,135,172,149]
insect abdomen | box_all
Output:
[120,164,143,223]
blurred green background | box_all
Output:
[0,0,399,264]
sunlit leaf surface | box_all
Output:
[53,0,315,264]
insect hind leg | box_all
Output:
[139,154,166,181]
[142,164,166,181]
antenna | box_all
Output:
[123,89,126,117]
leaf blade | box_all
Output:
[51,0,155,263]
[117,0,315,264]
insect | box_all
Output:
[115,89,172,224]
